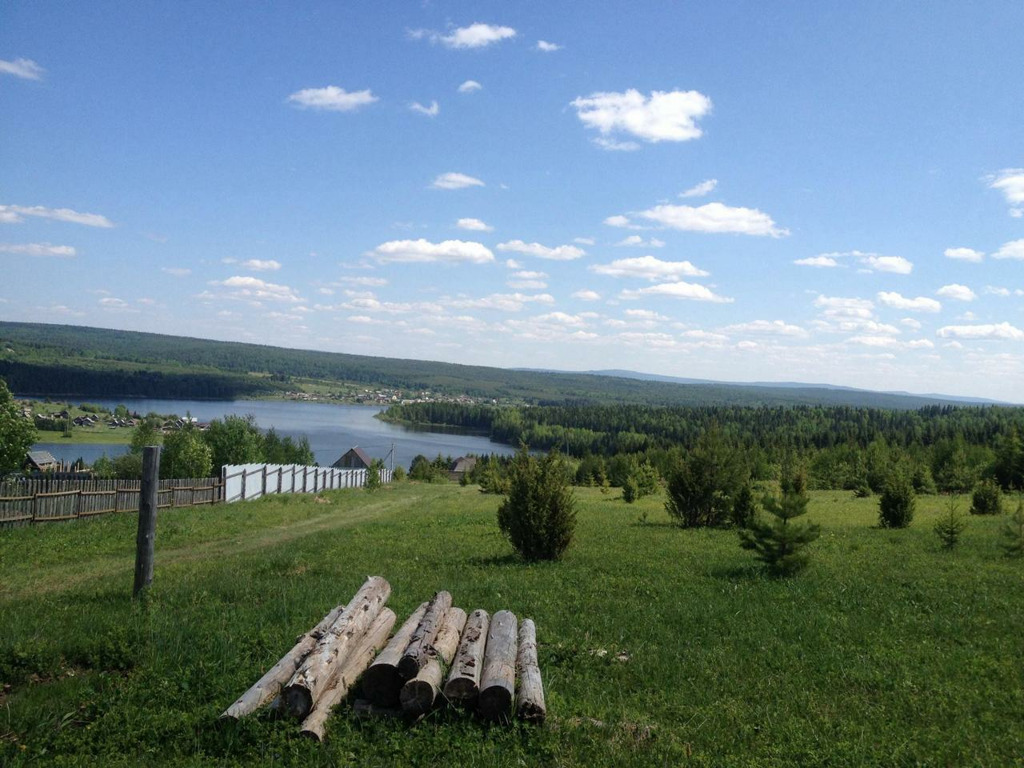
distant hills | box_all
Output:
[0,321,1013,409]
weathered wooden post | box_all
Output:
[133,446,161,598]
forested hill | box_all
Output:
[0,320,995,408]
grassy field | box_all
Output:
[1,484,1021,766]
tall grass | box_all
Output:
[1,485,1021,766]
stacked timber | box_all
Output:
[221,580,547,739]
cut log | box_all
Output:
[361,602,428,707]
[478,610,518,722]
[283,575,391,719]
[397,590,453,680]
[400,606,467,714]
[220,578,378,720]
[300,607,396,742]
[443,609,489,706]
[515,618,545,724]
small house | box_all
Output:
[332,447,373,470]
[449,456,477,482]
[24,450,60,473]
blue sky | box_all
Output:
[2,2,1022,401]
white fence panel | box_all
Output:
[220,463,393,504]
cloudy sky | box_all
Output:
[2,3,1022,401]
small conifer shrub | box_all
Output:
[739,473,820,576]
[933,495,967,550]
[970,479,1003,516]
[497,448,577,561]
[878,472,915,528]
[1000,496,1024,558]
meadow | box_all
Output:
[1,483,1021,766]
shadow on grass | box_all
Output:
[628,521,678,529]
[466,553,524,568]
[709,563,765,581]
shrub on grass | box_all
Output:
[999,496,1024,558]
[497,447,576,561]
[622,459,659,504]
[739,472,819,576]
[665,427,747,528]
[970,479,1003,516]
[878,472,915,528]
[391,465,406,483]
[364,459,382,492]
[933,495,967,550]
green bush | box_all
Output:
[739,474,819,576]
[665,428,746,528]
[879,472,915,528]
[1000,496,1024,557]
[970,479,1003,516]
[391,465,406,483]
[497,448,576,561]
[933,495,967,550]
[364,459,382,492]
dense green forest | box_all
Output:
[383,401,1024,493]
[0,321,987,408]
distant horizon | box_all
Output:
[2,3,1022,401]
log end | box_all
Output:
[442,677,479,707]
[478,686,514,723]
[396,655,420,681]
[361,665,403,708]
[399,678,435,715]
[517,701,546,725]
[283,685,314,720]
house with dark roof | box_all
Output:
[331,447,373,470]
[449,456,477,482]
[24,450,60,473]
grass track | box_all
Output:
[1,484,1022,766]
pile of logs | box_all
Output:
[221,576,545,741]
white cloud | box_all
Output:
[992,238,1024,260]
[944,247,984,263]
[604,215,643,229]
[458,80,482,93]
[161,267,191,277]
[722,320,809,338]
[330,276,389,287]
[446,292,553,312]
[0,58,44,80]
[813,295,876,319]
[590,255,708,280]
[877,292,941,312]
[635,202,788,237]
[574,237,596,246]
[936,284,977,302]
[507,280,547,290]
[241,259,281,272]
[410,100,440,117]
[593,137,641,152]
[615,235,665,248]
[99,297,137,312]
[497,240,585,260]
[431,172,485,190]
[536,311,585,325]
[368,238,494,264]
[859,254,913,274]
[572,289,602,301]
[989,169,1024,215]
[511,270,548,280]
[620,281,732,303]
[0,204,114,228]
[900,318,923,330]
[570,89,712,145]
[504,259,522,269]
[680,179,718,198]
[625,309,669,321]
[794,255,840,268]
[456,217,493,232]
[440,23,517,49]
[937,322,1024,341]
[212,276,302,302]
[536,40,562,52]
[287,86,378,112]
[0,242,75,257]
[984,286,1011,297]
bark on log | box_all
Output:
[443,609,490,706]
[283,575,391,719]
[515,618,545,724]
[400,606,467,714]
[300,607,396,742]
[361,602,428,707]
[478,610,518,722]
[397,590,452,680]
[221,590,362,720]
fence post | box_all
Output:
[133,446,161,598]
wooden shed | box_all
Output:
[332,447,373,470]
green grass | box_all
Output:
[1,486,1021,766]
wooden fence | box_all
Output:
[0,477,223,527]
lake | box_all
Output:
[31,398,515,469]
